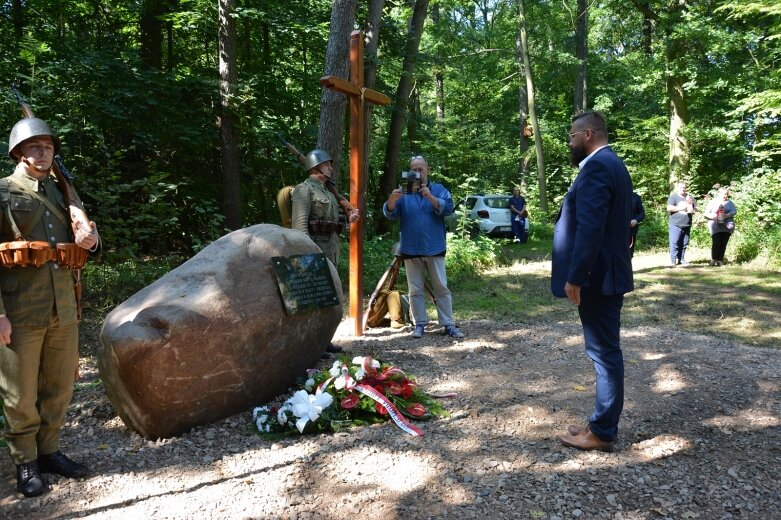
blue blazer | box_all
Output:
[551,147,634,297]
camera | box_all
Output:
[401,171,421,182]
[401,171,422,194]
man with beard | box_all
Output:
[551,112,633,451]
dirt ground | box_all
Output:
[1,256,779,519]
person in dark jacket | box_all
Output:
[629,192,645,258]
[551,111,634,452]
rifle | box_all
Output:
[11,83,98,322]
[276,133,355,217]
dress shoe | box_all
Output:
[16,460,47,497]
[39,451,89,478]
[567,424,589,436]
[559,427,614,452]
[325,343,344,353]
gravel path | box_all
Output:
[1,261,779,519]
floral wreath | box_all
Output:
[252,356,450,437]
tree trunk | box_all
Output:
[140,0,165,69]
[166,17,174,73]
[432,4,445,122]
[375,0,429,234]
[666,2,689,182]
[518,0,547,216]
[516,29,529,189]
[667,70,689,181]
[362,0,386,196]
[317,0,358,187]
[218,0,242,230]
[12,0,23,47]
[408,87,419,151]
[574,0,588,113]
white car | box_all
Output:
[446,194,514,238]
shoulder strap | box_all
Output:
[0,179,25,240]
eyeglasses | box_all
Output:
[568,129,590,139]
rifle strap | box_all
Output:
[6,176,68,226]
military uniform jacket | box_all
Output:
[290,176,340,265]
[290,177,339,232]
[0,170,82,326]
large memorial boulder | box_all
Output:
[98,224,343,439]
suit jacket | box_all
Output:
[551,147,634,298]
[630,192,645,237]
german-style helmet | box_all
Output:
[303,149,332,171]
[8,117,60,158]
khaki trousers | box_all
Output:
[0,313,78,464]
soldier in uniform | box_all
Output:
[0,117,99,497]
[291,149,358,354]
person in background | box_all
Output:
[1,117,100,497]
[291,149,358,354]
[552,111,633,452]
[383,155,464,339]
[509,187,527,244]
[704,186,737,266]
[629,192,645,258]
[666,181,696,267]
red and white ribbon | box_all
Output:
[355,384,424,436]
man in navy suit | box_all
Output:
[551,112,634,451]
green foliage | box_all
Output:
[0,0,778,267]
[84,255,187,313]
[445,233,500,278]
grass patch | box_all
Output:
[446,241,781,349]
[624,262,781,348]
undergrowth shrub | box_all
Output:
[446,233,500,277]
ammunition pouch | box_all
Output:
[56,243,90,269]
[308,219,345,236]
[0,241,88,269]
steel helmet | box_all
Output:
[303,149,332,171]
[8,117,60,158]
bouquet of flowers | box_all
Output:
[251,356,448,437]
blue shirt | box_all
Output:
[383,182,454,256]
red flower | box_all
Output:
[406,403,427,417]
[375,401,388,415]
[401,382,415,399]
[385,381,403,395]
[340,394,359,409]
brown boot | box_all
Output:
[559,426,615,452]
[567,424,589,436]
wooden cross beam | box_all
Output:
[320,30,390,337]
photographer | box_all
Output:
[383,155,464,339]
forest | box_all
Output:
[0,0,779,268]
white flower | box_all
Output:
[334,372,355,390]
[352,356,380,369]
[304,378,315,391]
[286,390,334,433]
[355,368,365,381]
[277,405,291,426]
[329,360,342,377]
[252,406,268,421]
[255,417,267,432]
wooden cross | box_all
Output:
[320,30,391,337]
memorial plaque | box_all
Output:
[271,253,340,314]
